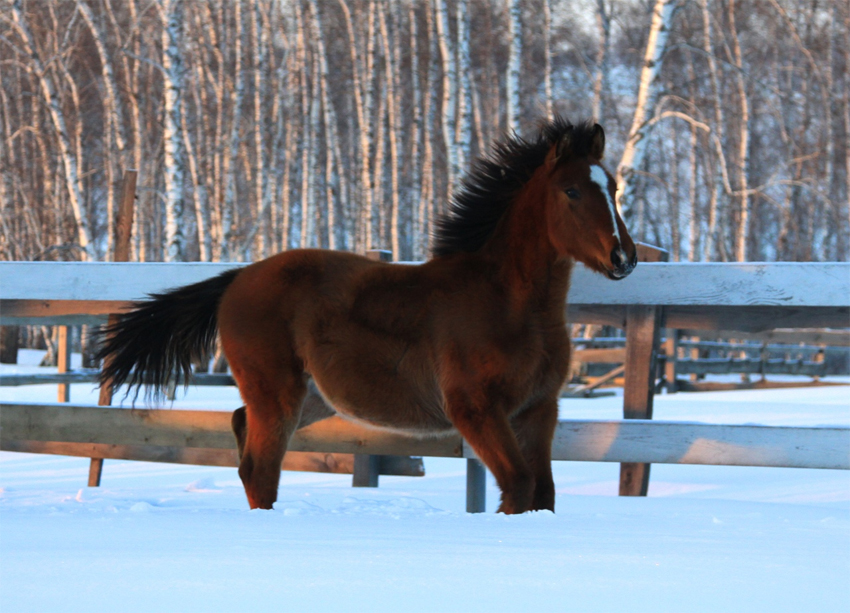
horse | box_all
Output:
[97,118,637,514]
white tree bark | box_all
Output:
[77,0,131,259]
[159,0,187,263]
[417,0,438,258]
[221,0,245,260]
[456,0,473,175]
[337,0,375,252]
[408,1,423,259]
[310,0,346,251]
[615,0,679,217]
[10,0,95,260]
[250,0,268,259]
[435,0,458,196]
[701,0,724,261]
[592,0,611,121]
[506,0,522,133]
[378,2,401,258]
[543,0,553,118]
[844,9,850,258]
[727,0,749,263]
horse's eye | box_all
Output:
[565,188,580,200]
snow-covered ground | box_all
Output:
[2,350,849,612]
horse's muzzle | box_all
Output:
[607,247,637,280]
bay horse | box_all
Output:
[97,118,637,514]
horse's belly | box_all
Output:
[305,345,452,435]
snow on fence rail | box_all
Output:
[1,259,849,510]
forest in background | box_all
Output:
[1,0,849,267]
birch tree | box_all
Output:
[727,0,749,262]
[456,0,473,173]
[435,0,458,196]
[9,0,95,260]
[616,0,679,218]
[221,0,246,260]
[159,0,187,262]
[506,0,522,132]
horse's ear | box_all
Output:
[590,124,605,160]
[555,126,574,161]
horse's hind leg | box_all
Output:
[230,367,306,510]
[511,397,559,512]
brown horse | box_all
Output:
[97,118,637,514]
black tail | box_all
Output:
[95,268,241,400]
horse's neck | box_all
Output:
[481,179,573,312]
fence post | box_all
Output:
[90,169,137,487]
[57,326,70,403]
[620,243,667,496]
[351,249,393,488]
[466,458,486,513]
[663,329,679,393]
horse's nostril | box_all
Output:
[610,247,625,268]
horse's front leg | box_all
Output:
[444,388,535,514]
[511,397,559,512]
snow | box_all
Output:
[2,350,849,612]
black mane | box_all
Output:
[431,117,600,258]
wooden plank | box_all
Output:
[572,348,627,364]
[562,365,625,398]
[0,300,126,320]
[663,329,679,393]
[0,372,100,386]
[567,305,849,331]
[0,441,425,476]
[0,404,464,458]
[7,301,844,332]
[545,420,850,470]
[675,357,828,377]
[8,420,847,471]
[635,242,669,263]
[1,261,848,307]
[678,328,850,347]
[56,326,70,403]
[663,305,850,332]
[620,304,662,496]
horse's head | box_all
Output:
[543,123,637,280]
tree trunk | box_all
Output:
[506,0,522,132]
[378,3,401,259]
[727,0,749,262]
[592,0,610,121]
[616,0,678,217]
[10,0,95,260]
[456,0,473,175]
[435,0,457,197]
[160,0,187,263]
[222,0,246,260]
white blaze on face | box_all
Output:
[589,165,621,243]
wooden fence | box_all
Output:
[570,329,849,391]
[1,254,849,511]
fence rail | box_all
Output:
[3,403,847,471]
